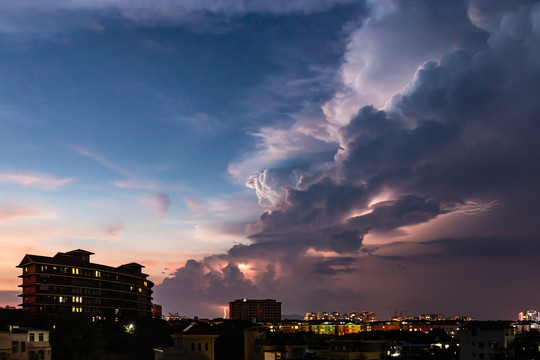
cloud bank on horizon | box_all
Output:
[153,0,540,319]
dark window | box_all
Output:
[12,341,18,353]
[205,343,208,351]
[38,333,44,342]
[191,343,194,351]
[21,342,26,352]
[478,342,484,348]
[198,343,201,351]
[29,333,35,342]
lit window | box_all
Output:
[144,281,147,287]
[138,288,142,293]
[72,268,79,275]
[95,271,101,277]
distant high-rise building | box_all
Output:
[518,310,539,321]
[17,249,154,318]
[229,299,281,322]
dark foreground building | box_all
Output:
[18,249,153,318]
[229,299,281,322]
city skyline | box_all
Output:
[1,0,540,320]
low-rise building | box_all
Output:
[245,327,310,360]
[0,326,51,360]
[316,336,390,360]
[459,321,515,360]
[154,323,218,360]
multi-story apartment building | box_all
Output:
[17,249,154,318]
[229,299,281,322]
[304,311,378,323]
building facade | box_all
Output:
[18,249,154,318]
[316,337,390,360]
[154,323,218,360]
[459,321,515,360]
[229,299,281,322]
[0,326,51,360]
[244,328,308,360]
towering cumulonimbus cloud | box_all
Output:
[154,0,540,318]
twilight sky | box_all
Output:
[1,0,540,321]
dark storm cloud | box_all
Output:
[156,259,260,316]
[421,236,540,259]
[312,256,359,275]
[154,0,540,317]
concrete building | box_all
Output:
[316,336,390,360]
[154,323,218,360]
[0,326,51,360]
[512,320,540,333]
[244,328,308,360]
[18,249,154,318]
[459,321,515,360]
[229,299,281,322]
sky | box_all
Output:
[1,0,540,321]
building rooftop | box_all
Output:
[460,321,513,330]
[17,250,148,278]
[2,326,48,334]
[179,323,217,336]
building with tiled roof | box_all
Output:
[17,249,154,318]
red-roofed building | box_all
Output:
[17,249,154,318]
